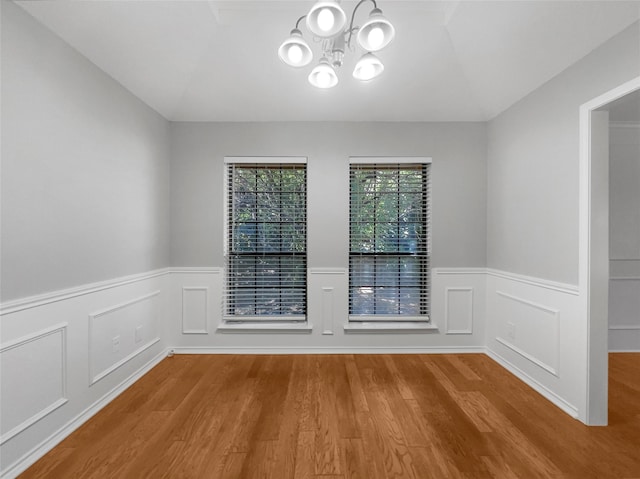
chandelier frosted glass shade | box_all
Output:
[308,58,339,88]
[356,8,395,51]
[278,29,313,67]
[306,1,347,38]
[353,52,384,81]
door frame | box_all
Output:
[580,76,640,425]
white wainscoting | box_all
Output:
[170,267,486,352]
[0,324,68,445]
[0,270,169,479]
[89,291,161,385]
[310,268,347,337]
[494,291,559,376]
[485,269,581,419]
[432,268,485,340]
[169,269,222,348]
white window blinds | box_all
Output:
[349,160,431,320]
[224,159,307,321]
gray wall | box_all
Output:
[610,125,640,268]
[1,2,171,301]
[487,22,640,285]
[609,124,640,351]
[170,122,487,269]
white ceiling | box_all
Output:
[15,0,640,122]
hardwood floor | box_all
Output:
[20,353,640,478]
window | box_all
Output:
[224,158,307,321]
[349,158,431,321]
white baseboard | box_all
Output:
[171,346,486,355]
[486,348,579,419]
[1,348,170,479]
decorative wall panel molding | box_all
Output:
[89,291,160,385]
[321,287,335,335]
[444,287,474,334]
[0,323,68,444]
[308,268,347,336]
[182,287,209,334]
[494,290,560,376]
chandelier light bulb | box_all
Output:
[359,63,376,81]
[308,57,338,89]
[367,27,385,51]
[288,44,303,64]
[278,29,313,67]
[317,8,335,32]
[317,71,332,88]
[357,8,395,52]
[306,1,347,38]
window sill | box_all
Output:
[343,321,438,334]
[217,321,313,334]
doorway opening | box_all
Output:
[581,77,640,425]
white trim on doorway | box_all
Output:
[579,75,640,425]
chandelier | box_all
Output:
[278,0,396,89]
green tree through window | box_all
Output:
[226,163,307,318]
[349,163,430,318]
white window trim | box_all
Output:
[349,156,432,164]
[343,321,438,333]
[222,157,309,331]
[347,157,432,329]
[223,315,307,322]
[347,315,431,322]
[224,156,307,164]
[217,321,313,333]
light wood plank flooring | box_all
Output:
[20,353,640,478]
